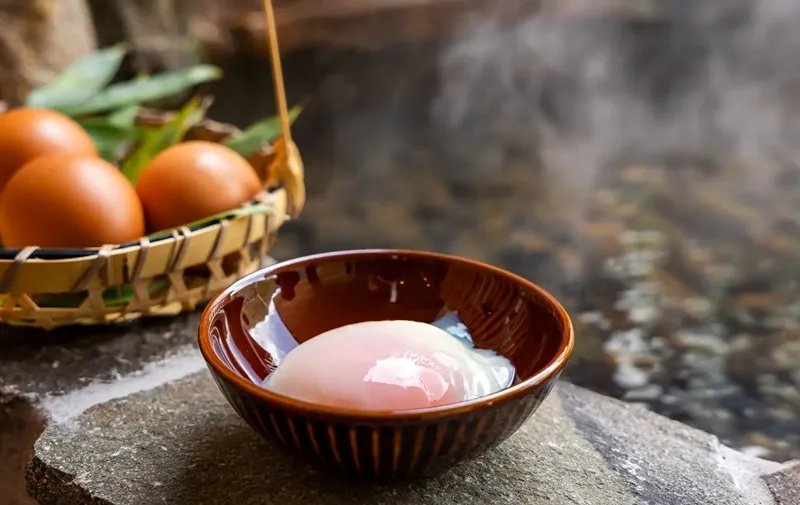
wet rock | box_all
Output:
[0,393,45,505]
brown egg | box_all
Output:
[136,141,261,233]
[0,108,97,192]
[0,154,145,248]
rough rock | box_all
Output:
[83,0,669,68]
[0,311,202,398]
[0,0,96,105]
[764,466,800,505]
[0,310,206,505]
[85,0,205,73]
[218,0,670,56]
[24,352,792,505]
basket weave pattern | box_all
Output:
[0,112,304,329]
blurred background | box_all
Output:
[3,0,800,461]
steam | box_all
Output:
[433,0,800,213]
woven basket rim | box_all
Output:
[0,193,277,261]
[0,32,305,327]
[0,104,282,263]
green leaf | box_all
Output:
[26,44,128,109]
[148,203,274,237]
[60,65,222,116]
[76,106,142,162]
[106,105,140,128]
[120,97,209,184]
[102,277,170,307]
[79,122,133,162]
[76,105,139,129]
[35,278,170,308]
[223,106,302,157]
[185,203,274,229]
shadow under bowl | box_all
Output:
[198,249,574,481]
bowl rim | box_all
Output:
[198,249,575,420]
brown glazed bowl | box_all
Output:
[198,249,573,481]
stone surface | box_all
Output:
[215,0,671,57]
[764,466,800,505]
[0,312,206,505]
[25,359,789,505]
[0,312,201,398]
[86,0,203,73]
[0,0,97,105]
[225,0,540,56]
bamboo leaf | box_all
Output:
[106,105,140,128]
[60,65,222,116]
[75,105,141,162]
[223,106,302,156]
[102,277,170,307]
[185,203,274,229]
[79,122,134,162]
[35,278,169,308]
[74,106,139,130]
[26,44,128,109]
[148,203,274,237]
[120,98,209,184]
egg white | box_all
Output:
[261,319,515,407]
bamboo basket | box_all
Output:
[0,111,304,329]
[0,0,304,329]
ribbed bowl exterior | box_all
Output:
[199,250,573,481]
[209,367,559,481]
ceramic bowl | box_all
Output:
[198,249,574,481]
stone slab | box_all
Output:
[0,0,96,105]
[764,466,800,505]
[27,363,789,505]
[0,312,202,398]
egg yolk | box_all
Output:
[264,320,472,411]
